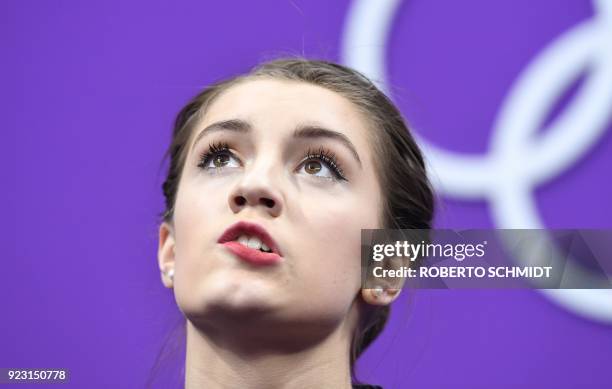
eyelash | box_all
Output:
[196,142,348,181]
[300,146,347,181]
[197,141,232,169]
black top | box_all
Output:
[352,384,382,389]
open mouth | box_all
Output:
[217,221,283,265]
[233,235,273,253]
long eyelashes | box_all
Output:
[197,141,234,170]
[299,146,347,181]
[196,142,348,181]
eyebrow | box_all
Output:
[190,118,362,167]
[191,119,250,147]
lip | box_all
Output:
[217,221,283,266]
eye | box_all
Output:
[299,159,333,178]
[209,151,240,168]
[297,147,347,181]
[197,142,241,171]
[304,160,322,174]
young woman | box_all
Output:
[156,58,434,389]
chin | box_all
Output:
[214,285,279,312]
[182,282,281,321]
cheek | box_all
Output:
[172,180,232,313]
[176,188,212,232]
[296,189,382,294]
[172,180,229,265]
[308,184,382,243]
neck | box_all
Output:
[184,307,359,389]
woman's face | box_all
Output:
[160,79,384,337]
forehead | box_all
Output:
[200,78,373,142]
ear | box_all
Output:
[361,253,408,306]
[361,287,402,306]
[158,221,176,288]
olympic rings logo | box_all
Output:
[342,0,612,323]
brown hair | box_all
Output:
[159,57,434,383]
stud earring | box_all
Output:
[372,287,384,298]
[165,268,174,281]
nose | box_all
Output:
[228,161,284,218]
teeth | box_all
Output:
[247,236,262,250]
[235,235,272,253]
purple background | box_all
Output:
[3,1,611,388]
